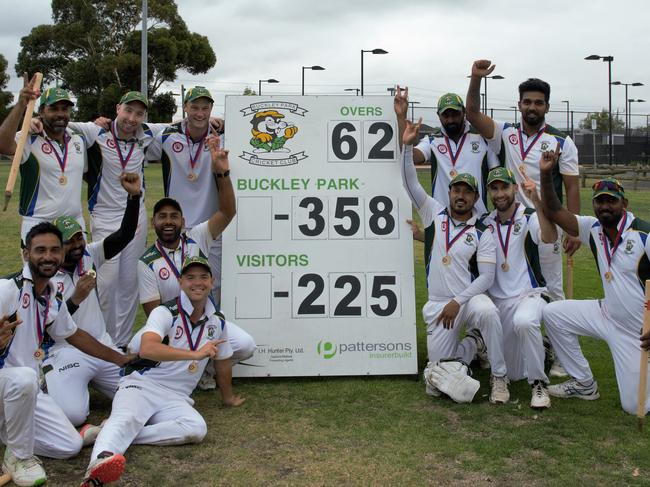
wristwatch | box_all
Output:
[215,170,230,178]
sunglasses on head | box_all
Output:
[592,180,623,192]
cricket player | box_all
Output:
[394,86,499,214]
[0,76,87,243]
[146,86,226,302]
[0,223,134,484]
[482,166,557,408]
[81,256,235,487]
[44,172,141,431]
[137,134,255,395]
[539,150,650,414]
[400,115,509,404]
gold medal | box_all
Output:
[501,262,510,272]
[87,269,96,278]
[34,348,44,361]
[442,255,451,266]
[518,164,527,174]
[449,169,458,178]
[188,361,199,374]
[59,175,68,186]
[187,172,197,181]
[604,271,613,282]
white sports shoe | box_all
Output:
[3,449,47,487]
[548,378,600,400]
[549,361,569,378]
[197,370,217,390]
[530,380,551,409]
[489,375,510,404]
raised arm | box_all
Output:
[206,135,236,239]
[522,177,557,244]
[0,73,39,155]
[394,86,424,162]
[102,173,142,259]
[466,60,497,140]
[400,118,430,210]
[539,145,579,237]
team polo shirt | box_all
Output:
[146,121,219,228]
[481,204,546,300]
[0,264,77,371]
[125,292,232,396]
[138,221,213,304]
[487,121,579,208]
[415,122,499,214]
[577,211,650,331]
[16,129,86,221]
[50,241,112,348]
[420,198,495,301]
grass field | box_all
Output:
[1,164,650,486]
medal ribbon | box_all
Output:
[184,124,207,174]
[177,298,206,351]
[45,134,70,174]
[445,214,473,254]
[602,212,628,269]
[110,121,136,171]
[33,287,51,346]
[444,132,468,169]
[517,125,546,161]
[496,203,519,261]
[155,238,186,280]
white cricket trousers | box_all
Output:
[90,377,207,461]
[493,294,548,384]
[543,299,650,415]
[539,229,564,302]
[43,346,121,426]
[423,294,507,377]
[0,367,38,459]
[91,208,148,347]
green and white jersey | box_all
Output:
[146,121,218,228]
[487,121,578,208]
[51,241,112,348]
[415,122,499,214]
[16,129,87,221]
[125,291,232,396]
[0,264,77,371]
[578,211,650,331]
[137,221,213,304]
[481,204,546,300]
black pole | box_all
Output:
[258,80,262,95]
[360,50,364,97]
[484,77,488,114]
[301,68,305,96]
[607,57,613,165]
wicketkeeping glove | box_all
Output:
[427,360,480,403]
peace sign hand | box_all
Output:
[394,85,409,119]
[402,117,422,146]
[539,143,561,173]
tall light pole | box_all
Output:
[386,87,396,96]
[141,0,148,119]
[611,81,644,136]
[483,75,504,114]
[510,106,518,124]
[360,48,388,96]
[344,88,360,96]
[561,100,570,135]
[480,93,486,113]
[301,65,325,96]
[258,78,279,95]
[409,101,420,122]
[629,99,646,133]
[585,54,614,164]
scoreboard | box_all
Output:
[223,96,417,376]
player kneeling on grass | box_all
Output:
[399,114,509,405]
[538,149,650,414]
[81,256,237,486]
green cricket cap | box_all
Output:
[119,91,148,108]
[592,178,625,200]
[52,215,83,242]
[449,172,478,192]
[184,86,214,104]
[181,255,212,275]
[437,92,464,114]
[487,167,516,186]
[39,87,74,107]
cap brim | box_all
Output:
[449,181,478,192]
[488,177,515,186]
[181,263,212,275]
[592,190,623,200]
[438,106,463,114]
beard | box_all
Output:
[443,122,462,138]
[156,226,182,245]
[492,194,515,212]
[596,209,624,229]
[29,259,59,279]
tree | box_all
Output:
[15,0,216,122]
[243,87,257,96]
[0,54,13,123]
[579,109,625,132]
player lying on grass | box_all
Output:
[81,256,234,487]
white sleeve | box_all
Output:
[558,136,579,176]
[454,261,495,305]
[476,225,496,263]
[187,221,213,255]
[48,301,78,341]
[576,215,599,246]
[527,212,541,245]
[414,135,432,162]
[68,122,100,147]
[217,321,234,361]
[0,280,20,317]
[15,131,31,164]
[138,260,161,304]
[486,145,500,170]
[486,120,504,155]
[88,241,106,270]
[146,133,163,161]
[139,306,173,340]
[401,145,444,228]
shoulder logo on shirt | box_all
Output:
[57,282,64,293]
[106,139,116,149]
[513,221,522,235]
[437,144,447,154]
[159,268,170,280]
[172,142,184,153]
[41,143,53,154]
[625,239,635,253]
[207,325,216,339]
[174,325,184,339]
[540,141,550,151]
[441,220,447,231]
[22,293,30,308]
[553,242,560,254]
[240,103,307,167]
[508,134,518,145]
[471,141,480,153]
[74,142,82,154]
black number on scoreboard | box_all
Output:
[333,275,362,316]
[331,122,358,160]
[370,275,398,317]
[367,122,394,159]
[333,197,361,236]
[298,197,325,236]
[297,274,325,315]
[368,196,395,235]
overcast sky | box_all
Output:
[1,0,649,128]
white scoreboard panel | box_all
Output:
[223,96,416,377]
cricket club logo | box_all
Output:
[239,102,308,167]
[471,141,480,153]
[513,221,522,235]
[625,239,635,253]
[22,293,31,308]
[174,326,184,339]
[437,144,448,154]
[41,143,53,154]
[107,139,116,149]
[509,134,519,145]
[172,142,184,153]
[159,268,170,280]
[541,141,550,151]
[57,282,64,293]
[464,234,475,246]
[207,325,216,339]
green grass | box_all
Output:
[2,164,650,486]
